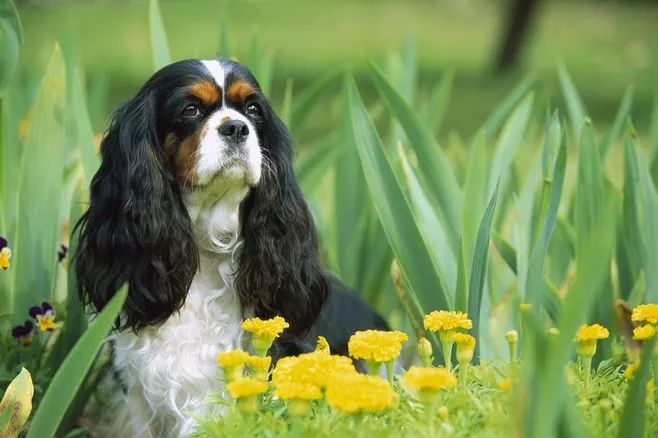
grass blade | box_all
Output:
[26,285,127,438]
[149,0,171,71]
[288,70,341,134]
[368,61,461,248]
[617,336,657,438]
[0,0,22,93]
[348,79,451,313]
[423,70,453,135]
[600,86,632,160]
[467,182,499,361]
[526,122,567,308]
[479,75,534,139]
[557,65,587,139]
[11,44,66,323]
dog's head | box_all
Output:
[76,59,327,334]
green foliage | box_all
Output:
[149,0,171,71]
[0,0,21,93]
[26,286,127,438]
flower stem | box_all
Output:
[440,339,454,372]
[508,342,517,363]
[386,361,394,383]
[581,355,592,388]
[459,363,469,388]
[367,360,380,376]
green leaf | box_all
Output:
[26,286,128,438]
[488,93,534,196]
[526,123,567,309]
[295,134,340,196]
[11,44,66,323]
[0,0,22,93]
[71,68,98,191]
[0,368,32,437]
[398,142,456,290]
[46,181,88,368]
[600,86,632,160]
[423,70,453,135]
[492,234,517,274]
[623,128,658,302]
[557,65,587,139]
[467,182,499,361]
[288,70,341,134]
[149,0,171,71]
[348,79,451,314]
[334,85,369,286]
[479,75,534,139]
[368,61,461,250]
[617,336,657,438]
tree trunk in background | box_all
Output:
[495,0,541,73]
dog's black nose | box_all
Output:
[218,120,249,142]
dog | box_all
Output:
[75,58,387,437]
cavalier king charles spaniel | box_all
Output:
[75,59,387,436]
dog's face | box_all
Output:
[77,59,328,334]
[154,60,266,189]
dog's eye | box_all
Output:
[245,102,261,118]
[181,104,200,117]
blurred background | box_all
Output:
[16,0,658,136]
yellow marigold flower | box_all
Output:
[498,378,513,391]
[217,349,250,381]
[325,373,394,413]
[575,324,609,342]
[246,355,272,371]
[272,351,356,390]
[241,316,289,354]
[632,304,658,325]
[453,333,476,364]
[348,330,408,362]
[274,381,322,401]
[633,324,656,341]
[217,349,250,368]
[403,366,457,392]
[423,310,472,332]
[316,336,330,354]
[227,377,268,399]
[575,324,609,358]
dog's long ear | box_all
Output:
[236,112,328,336]
[75,89,198,331]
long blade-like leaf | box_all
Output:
[149,0,171,71]
[368,61,461,249]
[618,336,657,438]
[600,86,632,160]
[26,286,127,438]
[467,182,499,361]
[348,79,451,313]
[557,65,587,139]
[0,0,22,93]
[11,44,66,322]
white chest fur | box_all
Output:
[108,185,250,437]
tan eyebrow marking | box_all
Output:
[227,81,256,103]
[187,80,221,105]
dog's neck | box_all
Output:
[183,183,250,254]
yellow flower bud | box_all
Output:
[505,330,518,344]
[418,337,433,367]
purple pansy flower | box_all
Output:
[11,321,34,346]
[29,302,57,332]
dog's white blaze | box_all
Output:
[201,59,225,89]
